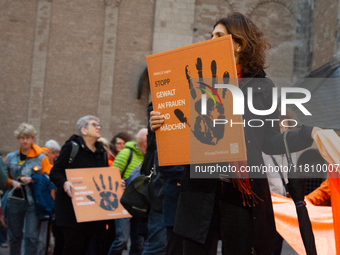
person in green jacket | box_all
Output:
[113,128,147,180]
[109,128,147,255]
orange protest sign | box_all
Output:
[146,35,246,166]
[65,167,131,223]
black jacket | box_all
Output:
[173,72,314,254]
[50,135,108,227]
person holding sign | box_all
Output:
[50,115,108,255]
[150,12,321,255]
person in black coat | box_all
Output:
[50,115,108,255]
[149,12,321,255]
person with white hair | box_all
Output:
[44,140,61,166]
[36,139,61,255]
[50,115,108,255]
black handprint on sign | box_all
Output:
[185,65,197,100]
[86,174,119,211]
[222,71,229,99]
[211,59,230,99]
[174,109,190,127]
[177,57,230,145]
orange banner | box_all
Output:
[313,129,340,254]
[146,35,246,166]
[272,194,336,255]
[329,178,340,255]
[66,167,131,223]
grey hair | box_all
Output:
[14,123,37,139]
[76,115,100,136]
[44,139,61,152]
[136,128,148,152]
[136,128,147,143]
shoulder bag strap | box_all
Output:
[68,141,79,167]
[270,155,288,192]
[121,148,133,179]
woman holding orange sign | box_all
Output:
[50,115,108,255]
[150,12,321,255]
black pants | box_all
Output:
[270,233,283,255]
[52,222,64,255]
[62,223,96,255]
[183,182,253,255]
[166,227,184,255]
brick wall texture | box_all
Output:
[0,0,338,152]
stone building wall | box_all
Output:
[0,0,154,152]
[0,0,338,152]
[312,0,338,70]
[0,1,38,152]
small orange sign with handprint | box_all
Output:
[147,35,246,166]
[66,167,131,222]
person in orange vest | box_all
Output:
[5,123,50,255]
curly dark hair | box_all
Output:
[214,12,270,77]
[109,132,132,156]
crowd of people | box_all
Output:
[0,12,325,255]
[0,117,149,255]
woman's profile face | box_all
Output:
[212,24,228,39]
[83,120,101,140]
[212,23,240,64]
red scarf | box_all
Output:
[231,65,262,206]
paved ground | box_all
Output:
[0,239,298,255]
[0,245,8,255]
[122,240,297,255]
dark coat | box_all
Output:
[145,102,186,227]
[50,135,108,227]
[173,72,314,254]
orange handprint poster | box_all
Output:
[66,167,131,223]
[146,35,246,167]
